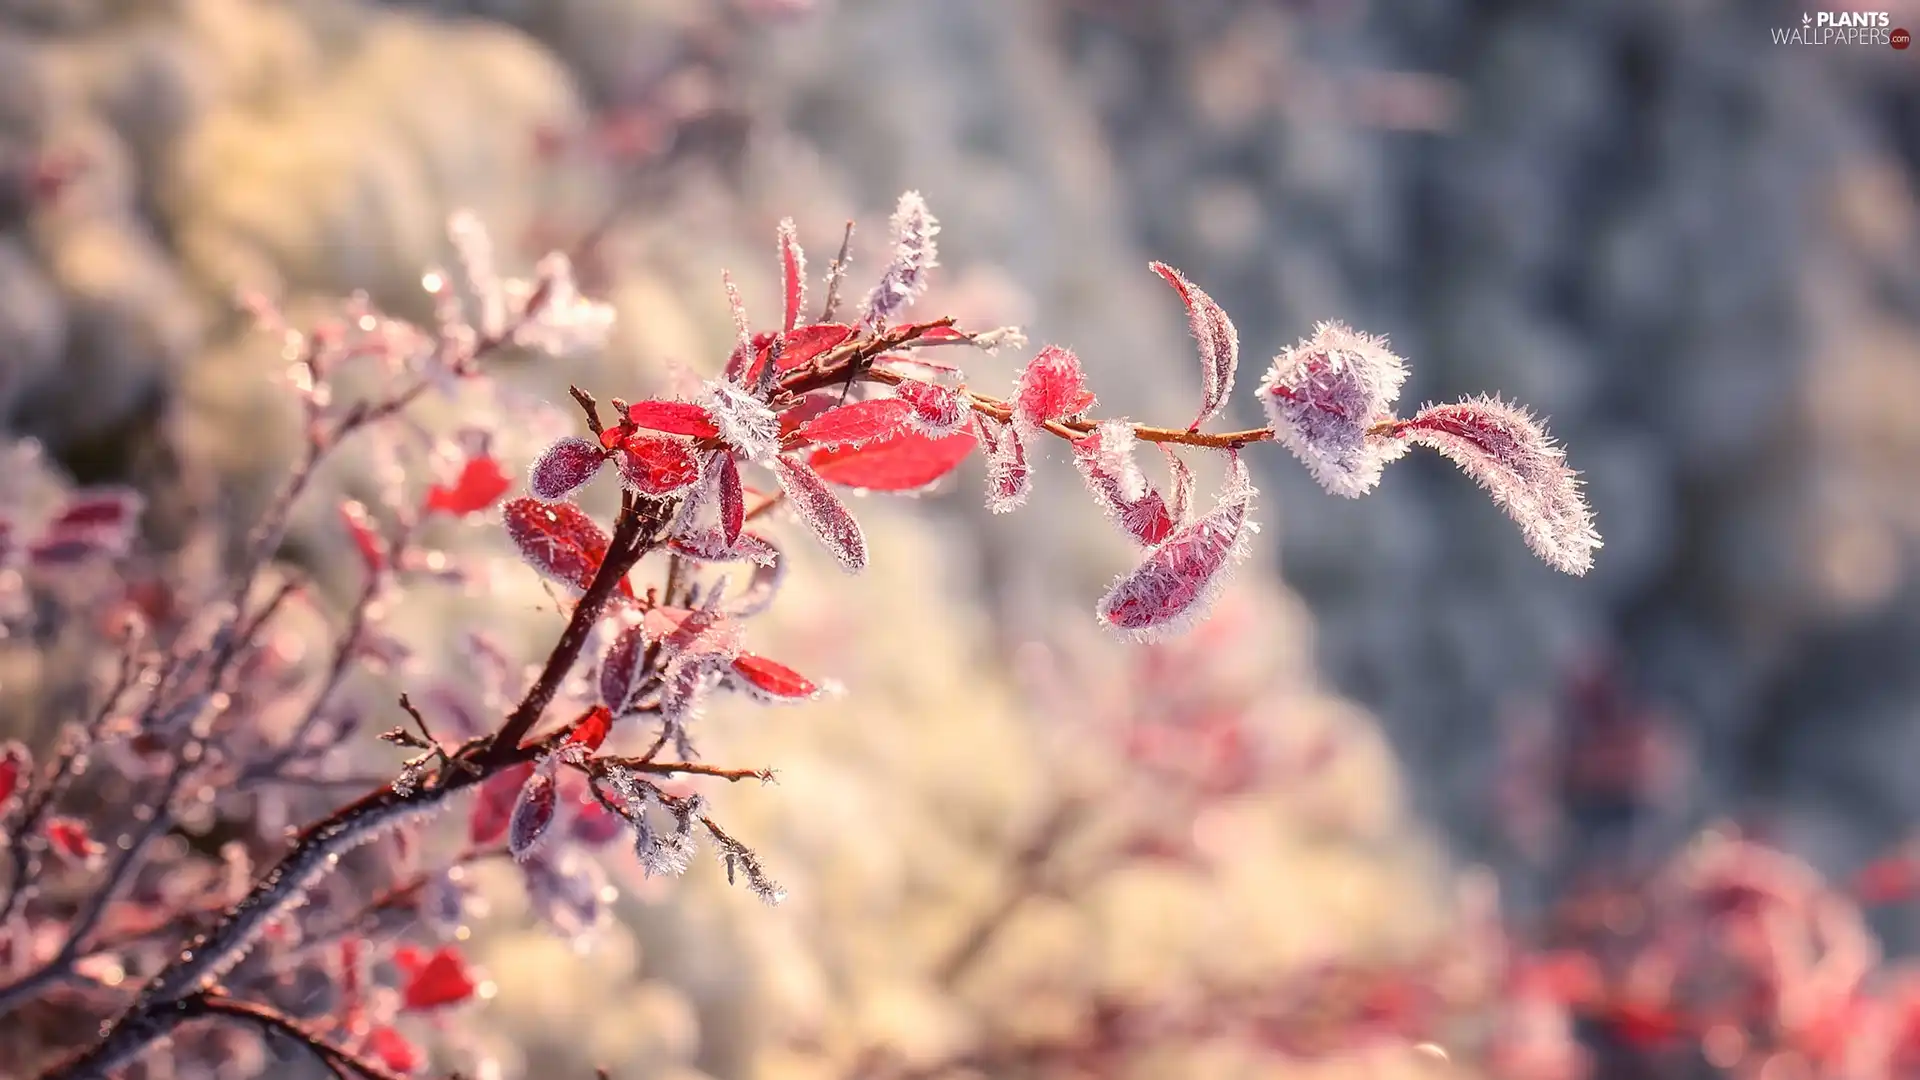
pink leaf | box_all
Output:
[1259,321,1409,497]
[470,762,535,845]
[626,400,722,439]
[45,817,103,866]
[1163,445,1196,525]
[668,527,777,565]
[426,455,513,517]
[501,497,629,596]
[729,653,820,702]
[0,741,28,807]
[796,399,913,448]
[751,323,855,384]
[1394,395,1600,575]
[778,217,806,331]
[528,437,608,502]
[508,763,559,861]
[892,379,969,435]
[772,454,868,572]
[1072,422,1175,546]
[615,436,702,497]
[1150,262,1240,430]
[599,625,648,712]
[394,944,479,1011]
[717,452,744,545]
[1013,344,1096,433]
[975,415,1031,514]
[808,428,978,493]
[1096,455,1256,642]
[339,500,387,574]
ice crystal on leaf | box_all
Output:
[1259,321,1409,498]
[861,190,939,329]
[625,399,722,439]
[892,378,969,436]
[777,217,807,331]
[1097,455,1257,642]
[528,436,608,502]
[797,399,914,448]
[1394,395,1601,575]
[614,435,702,497]
[975,415,1031,514]
[772,454,868,572]
[1013,344,1095,436]
[1072,421,1175,547]
[807,429,976,493]
[507,759,559,862]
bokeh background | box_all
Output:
[2,0,1919,1077]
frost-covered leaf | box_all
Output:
[564,705,614,753]
[716,452,744,546]
[862,190,940,328]
[501,497,628,596]
[669,527,778,566]
[725,540,787,618]
[796,399,913,448]
[808,428,977,493]
[508,763,559,861]
[45,817,103,866]
[975,415,1031,514]
[771,455,867,572]
[1150,262,1240,430]
[528,437,607,502]
[339,500,387,574]
[749,323,855,385]
[893,379,969,436]
[728,653,820,703]
[1013,345,1096,434]
[1259,321,1409,497]
[615,436,702,497]
[1163,445,1196,526]
[471,762,535,846]
[365,1025,425,1076]
[1072,422,1175,546]
[778,217,806,331]
[599,625,649,714]
[1097,455,1257,641]
[511,252,614,359]
[1395,395,1600,575]
[626,399,722,439]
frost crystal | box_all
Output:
[1396,395,1601,575]
[1150,262,1240,430]
[1259,321,1409,498]
[508,761,559,862]
[509,252,615,359]
[702,380,782,464]
[1096,455,1257,642]
[1012,345,1095,436]
[892,379,969,436]
[772,454,869,573]
[862,190,940,329]
[614,435,702,497]
[777,217,807,331]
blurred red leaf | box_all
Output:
[469,761,535,846]
[393,944,479,1011]
[731,653,818,702]
[425,456,512,516]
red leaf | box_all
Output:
[796,398,914,448]
[45,817,103,865]
[749,323,854,383]
[772,455,868,573]
[1013,344,1096,431]
[777,217,806,332]
[569,795,626,846]
[615,436,702,497]
[394,944,478,1011]
[0,742,27,807]
[565,705,613,753]
[807,428,977,493]
[469,761,535,846]
[340,500,386,574]
[892,379,968,435]
[528,437,608,502]
[502,497,630,596]
[910,324,968,343]
[1071,422,1175,546]
[626,400,722,439]
[717,453,744,546]
[1150,262,1240,430]
[730,653,819,702]
[598,624,648,712]
[508,765,558,861]
[365,1025,424,1076]
[777,391,845,437]
[426,456,513,516]
[1603,999,1691,1049]
[669,527,777,566]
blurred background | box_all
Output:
[2,0,1919,1077]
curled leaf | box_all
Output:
[976,415,1031,514]
[528,437,608,502]
[1013,344,1096,434]
[1072,422,1175,546]
[772,454,868,573]
[1259,321,1409,497]
[1394,395,1600,575]
[1097,455,1257,642]
[777,217,806,331]
[1151,262,1240,430]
